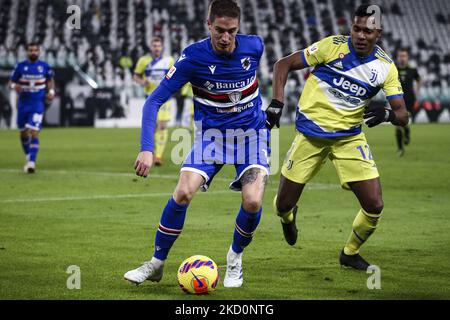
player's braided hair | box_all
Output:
[208,0,241,22]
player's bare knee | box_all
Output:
[21,129,30,138]
[276,196,296,215]
[173,187,195,205]
[363,199,384,214]
[242,198,262,213]
[30,130,39,138]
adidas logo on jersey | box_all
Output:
[333,61,344,69]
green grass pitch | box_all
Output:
[0,124,449,300]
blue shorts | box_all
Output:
[181,128,270,192]
[17,109,44,131]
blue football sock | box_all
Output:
[20,135,30,156]
[232,205,262,254]
[29,137,39,162]
[154,197,188,260]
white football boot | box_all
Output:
[124,259,164,285]
[23,161,36,174]
[223,246,244,288]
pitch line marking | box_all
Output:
[0,189,278,204]
[0,183,338,204]
[0,168,338,189]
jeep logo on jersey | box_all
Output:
[241,57,251,70]
[228,91,242,104]
[332,76,367,97]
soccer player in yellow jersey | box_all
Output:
[266,4,409,270]
[134,37,175,166]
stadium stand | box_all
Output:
[0,0,449,127]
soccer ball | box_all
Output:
[177,255,220,294]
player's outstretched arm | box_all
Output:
[272,50,306,102]
[138,85,173,177]
[363,98,409,128]
[266,51,306,129]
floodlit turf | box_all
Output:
[0,124,449,300]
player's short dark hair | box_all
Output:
[208,0,241,22]
[354,4,382,17]
[26,42,40,49]
[397,47,409,54]
[353,4,382,28]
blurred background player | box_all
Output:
[8,42,55,173]
[174,83,194,128]
[125,0,269,288]
[133,37,174,166]
[267,4,409,270]
[395,48,422,156]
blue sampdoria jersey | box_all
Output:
[10,60,53,109]
[141,34,266,151]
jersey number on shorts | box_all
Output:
[356,145,373,160]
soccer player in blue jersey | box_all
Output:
[266,4,409,270]
[9,42,55,173]
[124,0,269,288]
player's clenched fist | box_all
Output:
[134,151,154,177]
[265,99,284,130]
[363,105,396,128]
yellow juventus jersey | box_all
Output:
[297,35,403,138]
[134,55,175,95]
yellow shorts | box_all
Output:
[281,131,379,190]
[157,100,173,122]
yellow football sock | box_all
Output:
[273,195,294,224]
[154,128,168,159]
[344,208,382,255]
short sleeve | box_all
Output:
[134,57,147,75]
[257,35,264,59]
[383,64,404,100]
[10,64,21,82]
[300,37,333,67]
[46,64,54,79]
